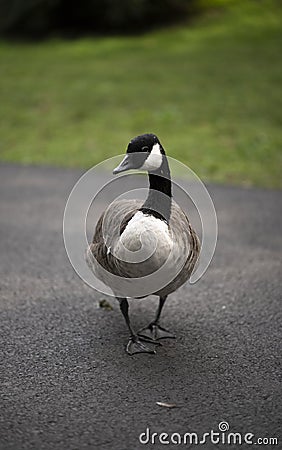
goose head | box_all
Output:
[113,133,166,175]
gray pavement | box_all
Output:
[0,164,281,450]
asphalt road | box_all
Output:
[0,164,281,450]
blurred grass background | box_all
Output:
[0,0,281,188]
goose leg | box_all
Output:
[138,296,176,340]
[117,298,160,355]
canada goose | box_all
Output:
[86,133,200,355]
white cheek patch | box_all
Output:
[140,143,163,171]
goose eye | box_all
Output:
[142,146,149,151]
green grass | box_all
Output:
[0,0,281,188]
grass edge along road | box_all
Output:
[0,0,281,188]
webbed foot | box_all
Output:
[126,335,161,356]
[138,323,176,341]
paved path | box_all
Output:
[0,164,281,450]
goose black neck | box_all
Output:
[140,157,172,223]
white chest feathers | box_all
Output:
[115,211,172,268]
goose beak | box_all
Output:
[113,154,135,174]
